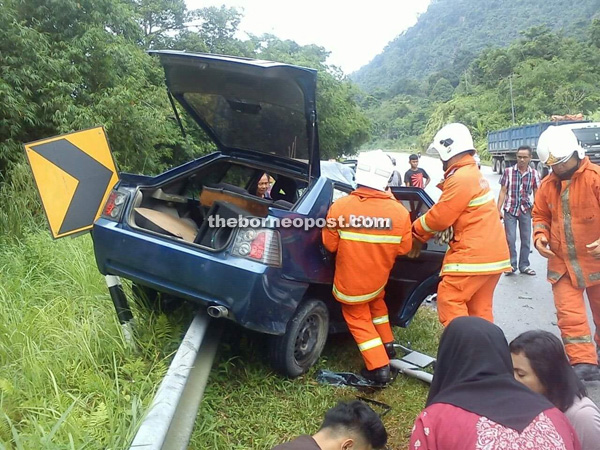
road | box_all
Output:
[386,151,600,400]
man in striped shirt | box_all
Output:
[497,145,541,276]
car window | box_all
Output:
[183,93,309,160]
[391,188,435,223]
[182,162,254,199]
[220,165,257,189]
[397,198,428,223]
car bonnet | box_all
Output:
[149,50,320,178]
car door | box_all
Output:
[385,187,446,327]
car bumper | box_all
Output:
[92,219,308,335]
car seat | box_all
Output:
[270,177,298,204]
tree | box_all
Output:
[130,0,190,47]
[429,78,454,102]
[591,18,600,48]
[195,5,244,55]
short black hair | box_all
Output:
[409,154,419,161]
[320,400,387,448]
[509,330,586,412]
[517,145,532,156]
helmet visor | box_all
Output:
[547,151,575,166]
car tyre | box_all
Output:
[492,159,499,173]
[268,299,329,378]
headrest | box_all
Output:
[270,177,298,203]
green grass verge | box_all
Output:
[0,230,442,449]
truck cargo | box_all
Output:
[488,121,600,177]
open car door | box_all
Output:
[385,187,446,326]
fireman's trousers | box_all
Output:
[437,273,501,327]
[341,293,394,371]
[552,275,600,365]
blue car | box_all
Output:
[92,51,445,377]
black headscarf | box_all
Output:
[427,317,554,432]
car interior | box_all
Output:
[126,160,310,250]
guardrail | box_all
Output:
[130,310,221,449]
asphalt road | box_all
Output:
[386,151,600,401]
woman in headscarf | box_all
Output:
[409,317,581,449]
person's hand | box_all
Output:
[408,239,423,259]
[586,239,600,259]
[499,209,504,220]
[535,236,555,259]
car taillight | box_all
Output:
[232,228,281,267]
[101,190,128,221]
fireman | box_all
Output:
[322,150,412,384]
[410,123,510,326]
[532,125,600,381]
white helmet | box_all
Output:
[427,123,475,162]
[355,150,394,191]
[537,125,585,165]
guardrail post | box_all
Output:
[105,275,134,346]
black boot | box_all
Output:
[361,365,391,384]
[572,363,600,381]
[384,342,397,359]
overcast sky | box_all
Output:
[185,1,432,74]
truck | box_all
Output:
[488,120,600,177]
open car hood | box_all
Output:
[150,50,320,177]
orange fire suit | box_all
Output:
[412,154,510,326]
[322,187,412,370]
[532,157,600,365]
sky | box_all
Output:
[185,1,432,74]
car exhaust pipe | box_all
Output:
[207,305,229,318]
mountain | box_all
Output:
[352,0,600,94]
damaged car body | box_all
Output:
[92,51,445,377]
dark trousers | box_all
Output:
[503,210,531,271]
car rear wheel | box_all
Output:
[268,299,329,378]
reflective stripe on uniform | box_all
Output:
[338,230,402,244]
[358,337,383,352]
[548,270,563,283]
[420,214,434,233]
[468,191,495,207]
[534,223,550,231]
[589,272,600,282]
[563,335,593,344]
[561,183,587,288]
[372,315,389,325]
[333,283,385,303]
[442,259,512,273]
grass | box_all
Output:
[194,310,442,449]
[0,228,442,449]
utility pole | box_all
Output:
[509,75,516,125]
